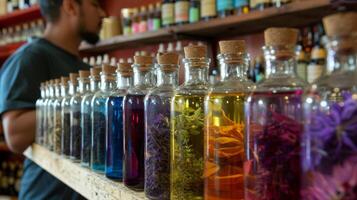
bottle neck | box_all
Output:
[116,75,132,90]
[218,53,250,81]
[54,85,61,97]
[90,76,100,92]
[183,58,210,85]
[156,64,179,87]
[61,85,69,97]
[326,35,357,75]
[49,85,55,98]
[263,45,297,79]
[78,78,90,94]
[100,74,116,91]
[69,82,78,95]
[40,87,45,98]
[133,65,155,88]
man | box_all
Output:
[0,0,105,199]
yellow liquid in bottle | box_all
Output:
[204,93,246,200]
[171,94,205,200]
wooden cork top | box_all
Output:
[102,64,117,74]
[323,12,357,37]
[117,62,133,77]
[69,73,79,84]
[184,45,207,59]
[49,80,54,85]
[55,79,61,85]
[157,52,179,65]
[90,67,102,77]
[219,40,246,54]
[264,27,298,46]
[61,77,69,85]
[79,70,90,78]
[134,55,154,65]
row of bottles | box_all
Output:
[0,0,38,15]
[35,12,357,200]
[120,0,294,36]
[0,19,45,47]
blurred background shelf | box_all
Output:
[0,5,41,28]
[24,144,145,200]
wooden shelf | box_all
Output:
[24,144,145,200]
[0,42,26,62]
[0,5,41,28]
[79,0,337,53]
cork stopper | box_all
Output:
[79,70,90,78]
[134,55,154,72]
[219,40,246,54]
[102,64,117,75]
[264,27,298,46]
[69,73,79,84]
[323,12,357,37]
[61,77,69,85]
[90,67,102,77]
[55,79,61,85]
[117,62,133,77]
[157,52,179,65]
[184,45,207,59]
[134,55,154,65]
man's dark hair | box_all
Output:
[39,0,82,22]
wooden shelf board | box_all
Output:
[24,144,145,200]
[0,5,42,27]
[79,0,336,53]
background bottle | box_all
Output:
[201,0,216,20]
[162,0,175,27]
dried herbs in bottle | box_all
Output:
[145,52,179,199]
[171,45,210,200]
[91,65,117,173]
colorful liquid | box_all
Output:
[171,94,205,200]
[301,92,357,199]
[245,90,303,200]
[81,95,93,167]
[61,112,70,156]
[204,93,246,200]
[124,94,145,190]
[145,95,171,200]
[105,96,124,180]
[91,97,107,173]
[70,111,81,161]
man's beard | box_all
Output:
[80,29,100,45]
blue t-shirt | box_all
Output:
[0,38,89,200]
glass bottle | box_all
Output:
[105,62,133,180]
[250,0,272,11]
[61,74,76,157]
[69,71,90,161]
[175,0,190,25]
[189,0,200,23]
[131,8,140,34]
[234,0,249,15]
[139,6,148,33]
[162,0,175,27]
[205,40,254,200]
[53,78,63,154]
[91,65,117,173]
[171,45,210,200]
[301,12,357,200]
[153,2,162,31]
[46,79,55,151]
[201,0,216,21]
[124,55,155,190]
[245,28,306,200]
[272,0,292,8]
[296,43,308,82]
[35,82,46,145]
[145,53,179,200]
[217,0,233,18]
[81,68,101,168]
[147,4,155,32]
[121,8,132,35]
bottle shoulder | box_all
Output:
[254,76,307,93]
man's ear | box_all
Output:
[61,0,81,18]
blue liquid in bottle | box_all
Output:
[105,96,124,180]
[91,97,107,173]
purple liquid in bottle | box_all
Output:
[245,90,303,200]
[123,94,145,190]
